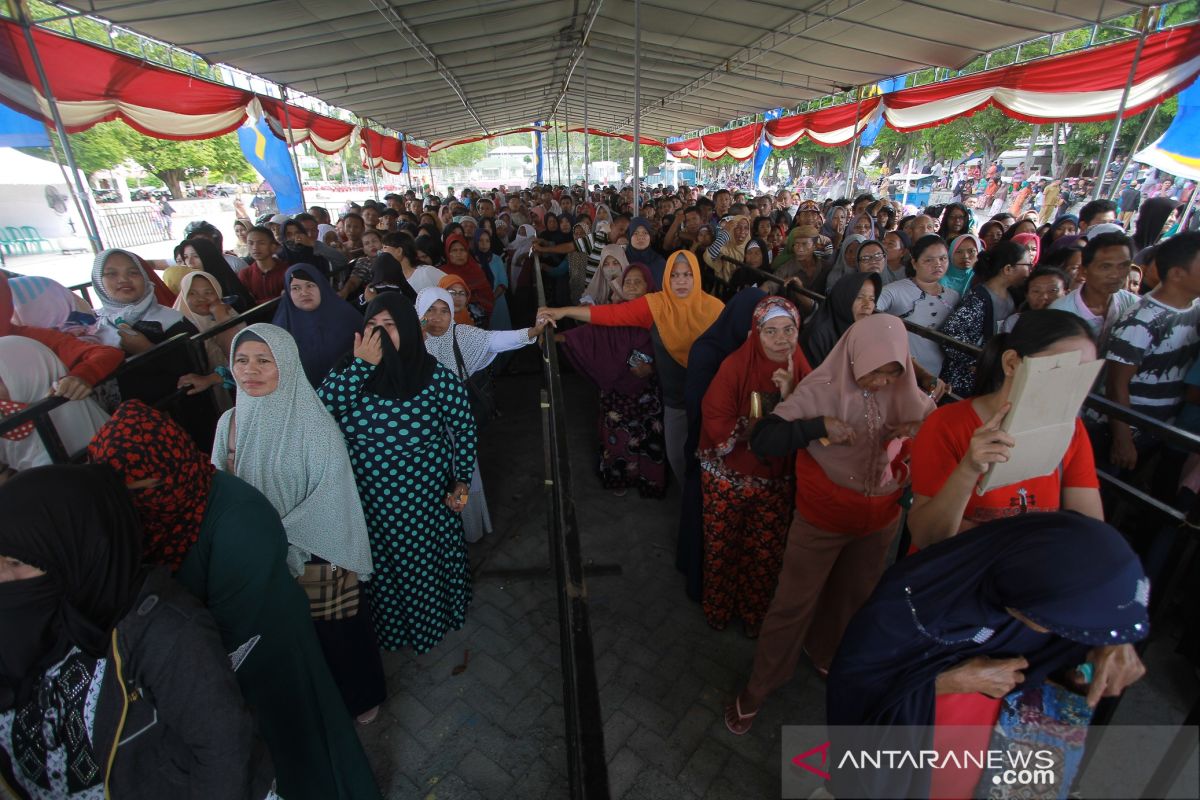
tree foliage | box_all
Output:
[60,122,255,197]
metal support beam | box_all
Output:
[1094,8,1154,200]
[365,0,489,136]
[583,47,590,187]
[545,0,606,122]
[632,0,641,215]
[565,102,572,186]
[1108,105,1159,201]
[613,0,867,132]
[280,86,308,211]
[17,0,104,253]
[844,87,865,198]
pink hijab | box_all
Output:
[772,314,935,495]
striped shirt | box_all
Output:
[1105,295,1200,422]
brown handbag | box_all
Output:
[297,562,360,620]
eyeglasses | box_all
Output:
[858,253,886,264]
[447,289,468,297]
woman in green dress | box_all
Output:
[319,293,478,654]
[88,400,381,800]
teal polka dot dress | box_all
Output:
[319,358,478,654]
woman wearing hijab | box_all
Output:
[1011,230,1042,268]
[177,235,255,310]
[0,465,275,799]
[726,314,936,734]
[171,270,244,408]
[698,297,812,637]
[0,274,122,402]
[559,263,665,498]
[937,202,972,240]
[1132,196,1181,254]
[214,324,383,724]
[441,233,494,324]
[799,272,882,367]
[702,215,752,301]
[6,274,104,342]
[439,274,481,326]
[941,232,983,296]
[475,227,512,330]
[0,337,110,472]
[92,248,220,446]
[539,250,724,484]
[625,217,667,288]
[92,248,197,354]
[848,211,876,239]
[271,264,365,387]
[415,287,548,541]
[580,244,631,305]
[821,233,868,294]
[1039,214,1079,258]
[827,513,1148,799]
[87,400,381,800]
[318,293,477,654]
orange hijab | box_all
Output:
[438,274,475,325]
[643,250,724,366]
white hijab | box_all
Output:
[0,336,110,470]
[91,248,184,343]
[212,323,374,577]
[415,287,493,377]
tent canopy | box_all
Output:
[72,0,1158,142]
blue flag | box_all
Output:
[533,122,544,183]
[858,77,904,147]
[0,104,50,148]
[237,116,304,214]
[753,108,783,185]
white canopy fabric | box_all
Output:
[0,146,70,185]
[77,0,1158,143]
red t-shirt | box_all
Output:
[794,450,903,535]
[911,399,1099,526]
[238,262,287,305]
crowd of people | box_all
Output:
[1,170,1195,797]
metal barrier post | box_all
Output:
[532,255,611,799]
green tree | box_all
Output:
[58,122,254,197]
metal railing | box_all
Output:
[0,294,283,459]
[94,205,172,248]
[532,254,611,799]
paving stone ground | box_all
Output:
[358,356,1196,800]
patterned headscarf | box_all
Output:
[87,400,213,570]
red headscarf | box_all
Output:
[441,233,494,316]
[699,296,812,479]
[87,400,213,570]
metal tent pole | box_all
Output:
[404,136,415,193]
[565,102,573,187]
[632,0,642,215]
[17,0,104,253]
[845,87,865,197]
[583,47,590,188]
[279,86,309,210]
[1093,8,1153,201]
[1179,188,1199,233]
[1108,105,1159,200]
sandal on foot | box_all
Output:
[724,696,758,736]
[356,706,380,726]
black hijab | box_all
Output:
[826,512,1149,798]
[800,271,881,367]
[362,292,437,402]
[1133,196,1181,251]
[369,252,418,301]
[0,464,145,710]
[180,235,255,310]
